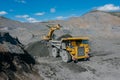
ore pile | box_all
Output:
[25,41,49,57]
[25,34,72,57]
[0,31,42,80]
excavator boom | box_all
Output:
[43,24,61,40]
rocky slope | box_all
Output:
[0,31,42,80]
[0,11,120,44]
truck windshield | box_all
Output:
[82,40,88,44]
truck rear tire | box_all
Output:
[61,50,72,62]
[52,47,59,58]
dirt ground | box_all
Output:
[26,37,120,80]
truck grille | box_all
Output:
[78,47,85,56]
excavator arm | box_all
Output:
[43,24,61,41]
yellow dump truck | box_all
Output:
[43,24,90,62]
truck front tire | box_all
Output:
[60,50,72,62]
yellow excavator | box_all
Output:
[43,24,90,62]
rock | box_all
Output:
[0,31,42,80]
